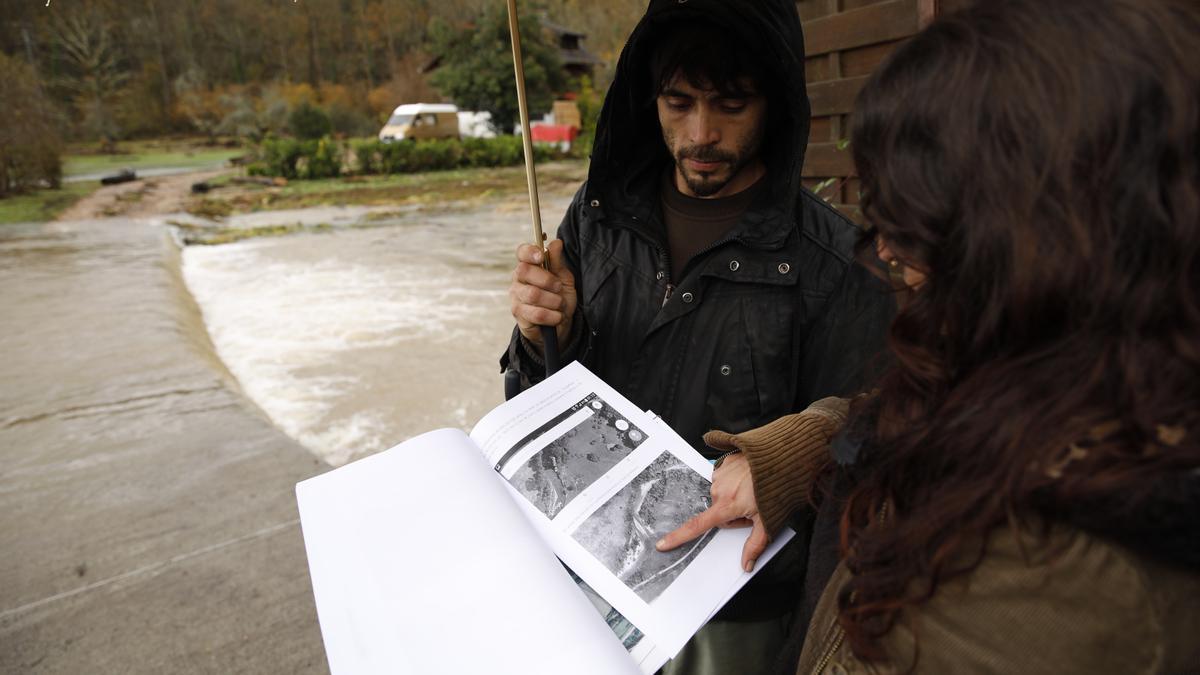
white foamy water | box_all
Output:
[181,203,559,466]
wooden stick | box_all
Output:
[506,0,546,255]
[505,0,560,378]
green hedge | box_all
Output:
[252,136,561,179]
[250,137,341,180]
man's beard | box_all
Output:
[673,145,746,197]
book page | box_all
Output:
[470,363,794,670]
[296,428,641,675]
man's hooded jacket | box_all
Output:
[504,0,892,459]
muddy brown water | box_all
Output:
[0,192,573,671]
[0,218,325,672]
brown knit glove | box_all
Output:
[702,397,849,537]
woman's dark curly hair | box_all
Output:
[840,0,1200,662]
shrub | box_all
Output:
[378,141,416,174]
[351,140,382,175]
[329,104,377,138]
[251,135,565,179]
[259,137,312,179]
[532,142,558,164]
[303,137,341,179]
[412,139,465,171]
[289,102,332,140]
[463,136,522,167]
[570,76,604,159]
[245,161,271,177]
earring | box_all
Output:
[888,259,900,269]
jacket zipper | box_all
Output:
[655,232,750,308]
[812,504,889,673]
[657,246,675,307]
[661,231,749,305]
[813,627,846,674]
[682,233,749,278]
[622,212,752,309]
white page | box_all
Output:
[296,428,640,675]
[469,363,794,668]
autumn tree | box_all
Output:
[0,54,63,197]
[0,0,623,140]
[428,4,565,134]
[172,69,225,141]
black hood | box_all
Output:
[586,0,811,221]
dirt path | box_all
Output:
[56,169,232,221]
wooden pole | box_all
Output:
[506,0,546,255]
[504,0,560,380]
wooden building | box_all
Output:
[798,0,974,218]
[541,19,604,82]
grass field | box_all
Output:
[0,138,246,225]
[187,160,589,217]
[63,139,244,180]
[1,140,587,225]
[0,182,100,225]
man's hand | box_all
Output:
[655,452,769,573]
[509,239,578,351]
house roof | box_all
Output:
[541,18,603,69]
[540,18,586,38]
[419,17,604,74]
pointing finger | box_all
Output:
[656,506,727,552]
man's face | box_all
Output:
[657,73,767,199]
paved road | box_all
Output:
[0,218,329,673]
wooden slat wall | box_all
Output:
[797,0,952,218]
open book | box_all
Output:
[296,362,794,675]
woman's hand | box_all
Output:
[655,451,770,573]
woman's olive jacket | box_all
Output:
[796,524,1200,674]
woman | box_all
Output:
[663,0,1200,671]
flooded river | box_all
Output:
[181,197,573,466]
[0,217,327,672]
[0,189,578,672]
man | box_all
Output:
[504,0,892,672]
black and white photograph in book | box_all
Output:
[565,565,645,651]
[571,453,717,603]
[497,394,648,519]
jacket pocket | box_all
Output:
[702,299,763,435]
[580,255,617,309]
[742,287,803,417]
[578,257,617,338]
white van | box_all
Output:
[378,103,460,142]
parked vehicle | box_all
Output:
[378,103,460,142]
[456,110,496,139]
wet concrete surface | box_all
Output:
[0,220,329,673]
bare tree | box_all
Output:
[50,13,129,149]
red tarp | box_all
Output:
[530,124,579,143]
